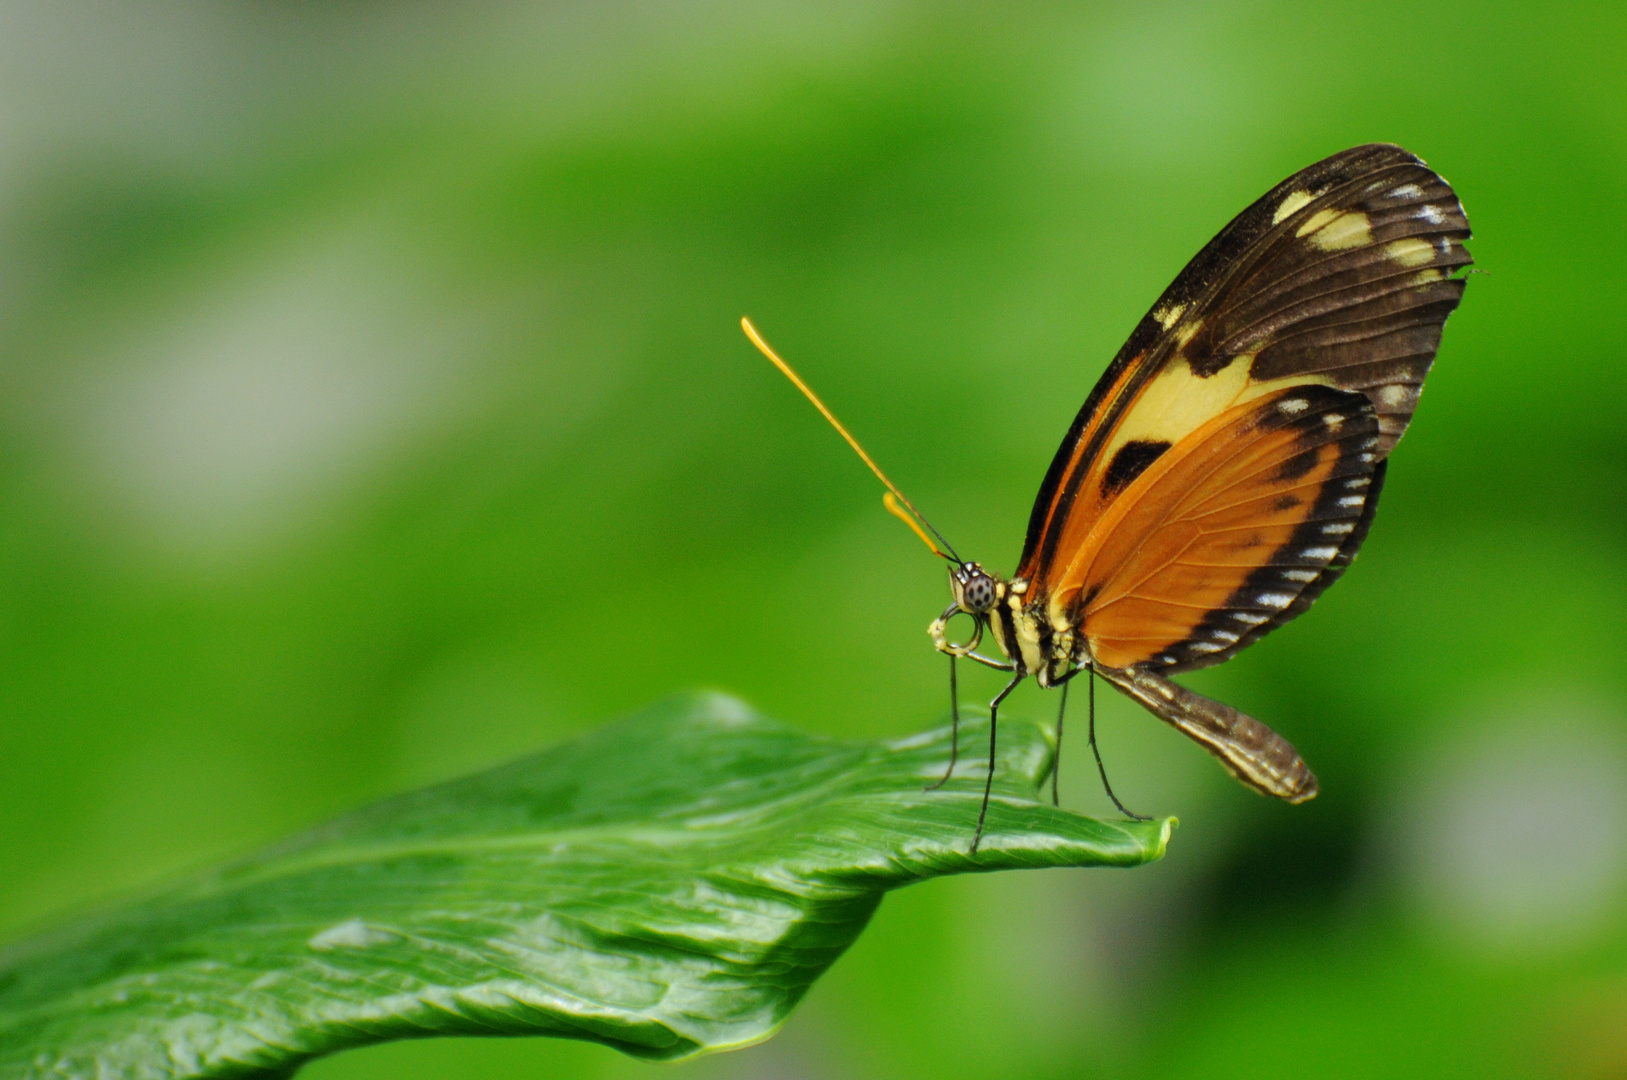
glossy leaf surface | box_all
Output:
[0,695,1171,1078]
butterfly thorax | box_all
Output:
[930,564,1081,687]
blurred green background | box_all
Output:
[2,2,1625,1077]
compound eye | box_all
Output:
[962,573,995,613]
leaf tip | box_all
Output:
[1157,815,1178,854]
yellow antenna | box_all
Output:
[883,491,944,557]
[741,316,958,562]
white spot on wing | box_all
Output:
[1278,398,1310,414]
[1300,209,1372,251]
[1232,612,1270,624]
[1282,568,1318,582]
[1256,592,1295,608]
[1302,546,1339,559]
[1272,190,1315,225]
[1416,204,1446,225]
[1345,477,1371,489]
[1211,630,1241,644]
[1323,413,1345,428]
[1379,384,1411,407]
[1153,302,1188,330]
[1190,641,1227,654]
[1338,495,1366,508]
[1323,522,1356,535]
[1385,237,1436,267]
[1390,183,1423,199]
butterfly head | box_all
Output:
[950,562,1000,615]
[929,563,1005,658]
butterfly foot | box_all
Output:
[1106,792,1152,821]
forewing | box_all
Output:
[1065,384,1383,672]
[1018,143,1469,593]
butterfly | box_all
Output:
[745,143,1471,851]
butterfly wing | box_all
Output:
[1098,664,1318,802]
[994,145,1468,803]
[1017,143,1470,610]
[1052,383,1384,802]
[1070,383,1384,672]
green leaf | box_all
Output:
[0,694,1172,1079]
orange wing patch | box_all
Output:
[1052,385,1383,672]
[1029,359,1337,606]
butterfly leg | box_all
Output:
[924,653,960,791]
[1051,680,1068,807]
[971,671,1026,854]
[1086,666,1151,821]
